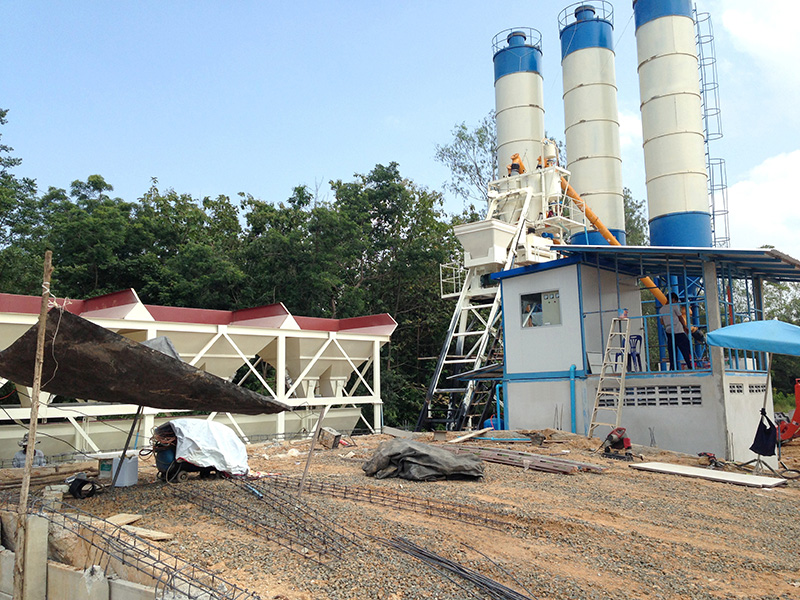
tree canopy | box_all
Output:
[0,109,466,424]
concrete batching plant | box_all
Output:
[418,0,800,465]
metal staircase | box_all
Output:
[588,317,631,438]
[415,189,535,431]
[416,156,587,432]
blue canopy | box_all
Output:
[706,320,800,356]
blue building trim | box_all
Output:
[569,228,627,246]
[491,255,581,281]
[493,30,542,81]
[633,0,693,30]
[649,211,713,247]
[505,370,588,381]
[577,263,588,375]
[559,17,613,60]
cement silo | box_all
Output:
[493,29,544,179]
[559,2,625,244]
[633,0,712,247]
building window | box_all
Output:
[521,291,561,328]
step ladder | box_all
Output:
[588,317,631,439]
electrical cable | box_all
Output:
[0,404,104,461]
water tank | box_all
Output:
[559,1,625,244]
[492,28,544,180]
[633,0,711,247]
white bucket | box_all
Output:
[111,456,139,487]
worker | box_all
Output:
[659,293,693,371]
[507,153,526,176]
[12,433,46,468]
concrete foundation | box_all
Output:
[0,516,160,600]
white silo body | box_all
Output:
[634,0,711,247]
[559,2,625,244]
[493,29,544,179]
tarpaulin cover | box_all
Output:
[362,438,484,481]
[170,418,249,476]
[706,320,800,356]
[0,309,290,414]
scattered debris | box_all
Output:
[66,472,105,499]
[446,427,492,444]
[528,432,545,446]
[120,524,173,541]
[446,445,605,475]
[363,438,484,481]
[105,513,142,526]
[317,426,342,449]
[383,426,418,439]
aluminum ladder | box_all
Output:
[588,317,631,438]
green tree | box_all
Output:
[623,187,649,246]
[435,112,496,208]
[131,181,245,309]
[762,279,800,401]
[330,163,460,424]
[42,176,138,296]
[0,108,42,294]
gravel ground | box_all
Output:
[73,431,800,600]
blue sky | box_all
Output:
[3,1,799,256]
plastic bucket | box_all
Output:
[112,456,139,487]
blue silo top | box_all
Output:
[492,28,543,82]
[559,2,614,60]
[633,0,693,30]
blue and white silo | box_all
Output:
[633,0,712,247]
[492,29,545,179]
[559,2,625,245]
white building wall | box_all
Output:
[724,372,776,465]
[500,262,773,462]
[501,264,583,376]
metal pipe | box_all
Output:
[494,383,504,430]
[569,364,577,433]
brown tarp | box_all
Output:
[0,309,290,415]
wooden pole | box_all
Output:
[297,405,329,497]
[13,250,53,600]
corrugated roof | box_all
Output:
[493,246,800,283]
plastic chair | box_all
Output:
[628,335,643,371]
[615,335,643,372]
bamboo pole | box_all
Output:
[13,250,53,600]
[297,405,330,496]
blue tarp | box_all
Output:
[706,320,800,356]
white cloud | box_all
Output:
[710,0,800,95]
[727,150,800,258]
[618,110,642,150]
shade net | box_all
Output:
[0,309,289,415]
